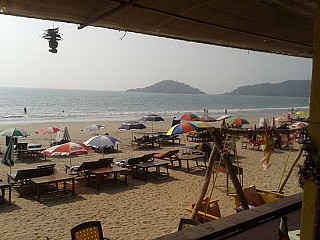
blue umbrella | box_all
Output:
[83,135,120,149]
[2,136,14,175]
[140,114,164,134]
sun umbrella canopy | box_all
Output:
[42,142,91,157]
[166,123,198,135]
[175,113,200,121]
[82,124,105,132]
[216,115,231,121]
[118,121,146,130]
[83,135,120,148]
[0,128,29,137]
[229,117,249,126]
[275,116,291,122]
[2,136,14,167]
[200,114,216,122]
[295,111,308,117]
[36,126,60,134]
[140,114,164,122]
[191,121,212,128]
[290,122,308,128]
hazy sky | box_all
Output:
[0,15,312,94]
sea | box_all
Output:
[0,87,309,125]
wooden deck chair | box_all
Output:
[154,149,179,166]
[185,198,221,222]
[231,185,287,209]
[71,221,110,240]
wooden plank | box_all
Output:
[155,193,302,240]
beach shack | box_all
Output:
[1,1,319,239]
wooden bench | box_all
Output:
[7,164,56,196]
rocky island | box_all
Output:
[224,80,310,97]
[126,80,205,94]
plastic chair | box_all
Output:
[71,221,110,240]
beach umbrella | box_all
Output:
[82,124,105,133]
[216,115,231,121]
[200,114,216,122]
[118,121,146,141]
[166,123,198,136]
[1,136,15,175]
[83,135,120,149]
[36,126,60,143]
[0,127,29,137]
[295,111,308,117]
[190,121,212,129]
[283,111,294,117]
[229,117,249,126]
[42,142,91,166]
[290,122,308,128]
[175,113,200,121]
[275,116,290,122]
[140,114,164,134]
[166,123,198,145]
[271,116,276,128]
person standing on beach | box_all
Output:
[224,109,227,115]
[24,107,27,114]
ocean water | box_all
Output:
[0,87,309,125]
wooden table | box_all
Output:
[18,148,46,161]
[29,173,75,202]
[135,160,169,181]
[213,164,244,195]
[0,182,12,204]
[178,154,207,173]
[86,166,127,190]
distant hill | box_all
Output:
[126,80,205,94]
[224,80,310,97]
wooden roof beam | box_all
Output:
[77,0,139,30]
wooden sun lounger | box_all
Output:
[7,164,56,197]
[65,158,114,176]
[154,149,180,167]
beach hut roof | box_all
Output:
[1,1,315,58]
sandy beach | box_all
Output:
[0,116,303,240]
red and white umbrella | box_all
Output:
[36,127,60,135]
[290,122,308,129]
[36,126,60,143]
[42,142,91,166]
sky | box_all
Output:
[0,14,312,94]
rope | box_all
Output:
[277,144,292,192]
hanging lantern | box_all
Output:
[42,28,62,53]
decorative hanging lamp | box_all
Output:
[42,0,62,53]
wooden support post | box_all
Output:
[212,129,249,210]
[277,148,303,193]
[300,2,320,239]
[191,145,218,220]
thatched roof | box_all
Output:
[0,0,315,58]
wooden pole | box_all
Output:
[277,148,303,193]
[212,129,249,210]
[191,145,218,220]
[300,2,320,239]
